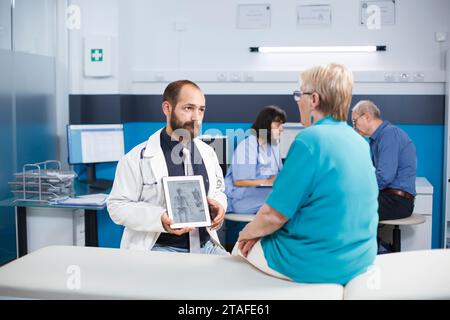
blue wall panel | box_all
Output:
[123,122,165,152]
[96,122,445,249]
[398,125,444,248]
[97,208,123,248]
[96,122,254,248]
[95,122,165,248]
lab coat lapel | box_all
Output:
[194,139,215,197]
[142,129,169,203]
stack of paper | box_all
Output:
[51,193,108,207]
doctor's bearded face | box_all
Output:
[169,85,206,139]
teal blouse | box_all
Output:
[262,117,379,284]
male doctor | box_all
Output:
[107,80,228,255]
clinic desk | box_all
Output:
[0,183,107,258]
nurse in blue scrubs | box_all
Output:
[225,105,287,214]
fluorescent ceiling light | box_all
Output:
[249,46,386,53]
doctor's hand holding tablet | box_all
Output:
[207,197,225,230]
[161,212,193,235]
[161,175,225,232]
[160,196,224,233]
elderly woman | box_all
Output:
[235,63,379,285]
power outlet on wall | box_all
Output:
[398,72,410,82]
[154,73,164,81]
[413,72,425,82]
[229,72,242,82]
[384,73,396,82]
[435,31,447,42]
[217,72,228,82]
[174,21,187,32]
[243,72,255,82]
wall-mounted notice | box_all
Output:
[297,5,332,27]
[237,4,271,29]
[360,0,396,29]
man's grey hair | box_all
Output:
[352,100,381,119]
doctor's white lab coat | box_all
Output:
[107,128,227,251]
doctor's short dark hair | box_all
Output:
[250,105,287,144]
[163,80,201,107]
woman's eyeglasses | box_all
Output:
[293,90,314,102]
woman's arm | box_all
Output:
[237,203,288,256]
[234,176,275,187]
[239,203,288,240]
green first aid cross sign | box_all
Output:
[91,49,103,62]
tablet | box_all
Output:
[162,175,211,229]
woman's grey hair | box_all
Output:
[300,63,353,121]
[352,100,381,119]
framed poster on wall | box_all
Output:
[360,0,396,28]
[237,4,271,29]
[297,4,332,27]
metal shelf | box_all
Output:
[10,160,77,204]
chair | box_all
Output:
[379,214,426,252]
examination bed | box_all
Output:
[0,246,449,300]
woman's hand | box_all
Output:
[265,175,276,185]
[238,237,260,258]
[235,203,288,257]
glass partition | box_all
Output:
[0,0,57,264]
[0,0,12,50]
[12,0,56,56]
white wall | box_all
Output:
[68,0,119,93]
[68,0,450,95]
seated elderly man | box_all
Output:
[351,100,417,253]
[351,100,417,221]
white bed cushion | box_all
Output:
[344,249,450,300]
[0,246,344,300]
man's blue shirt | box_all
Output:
[369,121,416,195]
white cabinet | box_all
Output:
[379,177,433,251]
[444,50,450,248]
[26,207,85,254]
[403,178,433,251]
